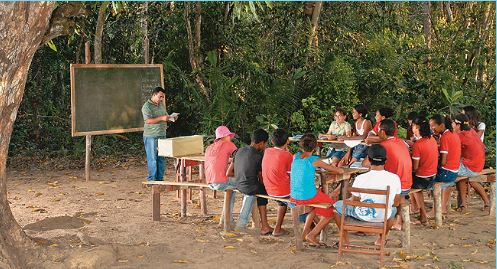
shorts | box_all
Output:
[291,191,334,218]
[400,189,411,197]
[434,168,458,190]
[411,174,435,189]
[351,144,368,160]
[458,163,480,177]
[270,195,295,208]
[334,200,397,220]
[326,148,346,160]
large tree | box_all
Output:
[0,2,83,268]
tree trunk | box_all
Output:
[444,2,453,23]
[141,2,149,64]
[0,3,55,268]
[308,2,323,49]
[184,2,209,99]
[94,2,109,64]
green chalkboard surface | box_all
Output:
[70,64,164,136]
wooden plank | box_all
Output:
[254,194,330,209]
[180,159,187,217]
[291,206,303,251]
[142,181,209,188]
[152,185,160,221]
[223,190,233,231]
[199,163,208,216]
[433,183,442,227]
[490,182,496,217]
[401,203,410,250]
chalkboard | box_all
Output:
[70,64,164,136]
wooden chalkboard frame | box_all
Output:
[70,64,164,136]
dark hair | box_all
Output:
[354,104,368,118]
[430,114,453,131]
[412,117,431,138]
[335,108,347,117]
[152,87,166,95]
[462,105,479,129]
[378,107,394,118]
[251,128,269,144]
[271,128,289,147]
[299,133,317,152]
[407,111,418,121]
[368,144,387,166]
[453,113,471,131]
[379,119,395,136]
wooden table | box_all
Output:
[176,154,207,217]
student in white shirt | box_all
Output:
[333,144,401,246]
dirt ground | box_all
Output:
[6,160,496,269]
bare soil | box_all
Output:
[7,160,495,269]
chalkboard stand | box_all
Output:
[85,41,92,182]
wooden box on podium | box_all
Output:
[158,135,204,157]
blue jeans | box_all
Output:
[144,136,165,181]
[236,195,256,229]
[351,144,369,159]
[434,167,458,190]
[326,148,346,159]
[209,177,237,224]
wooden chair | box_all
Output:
[337,186,390,267]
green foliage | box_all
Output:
[9,2,496,167]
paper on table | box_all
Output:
[168,112,179,122]
[344,140,361,148]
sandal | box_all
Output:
[456,206,466,213]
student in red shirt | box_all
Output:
[452,113,489,212]
[262,128,294,236]
[376,119,412,230]
[409,117,438,224]
[429,114,461,215]
[365,107,398,144]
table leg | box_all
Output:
[199,163,207,215]
[180,159,187,217]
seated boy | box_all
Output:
[227,129,273,235]
[204,125,237,225]
[334,144,401,246]
[290,133,344,247]
[262,128,294,236]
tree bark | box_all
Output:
[141,2,149,64]
[444,2,453,23]
[308,2,323,49]
[184,2,209,99]
[94,2,109,64]
[0,3,55,268]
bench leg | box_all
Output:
[490,182,496,217]
[200,187,208,216]
[188,167,193,202]
[152,185,161,221]
[251,202,261,228]
[434,183,442,227]
[319,226,328,243]
[401,202,410,250]
[223,190,232,231]
[291,206,303,251]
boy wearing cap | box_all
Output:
[204,126,238,225]
[334,144,401,246]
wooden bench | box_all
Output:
[142,181,209,221]
[410,168,495,228]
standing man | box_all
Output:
[142,87,177,181]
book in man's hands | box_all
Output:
[168,112,179,122]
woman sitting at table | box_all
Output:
[319,108,352,166]
[339,104,372,166]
